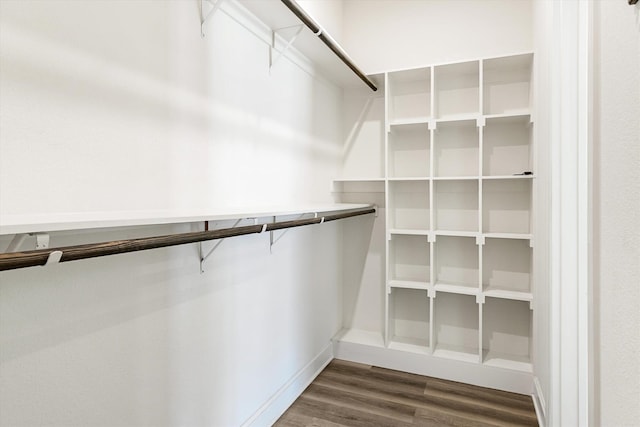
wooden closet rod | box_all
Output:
[280,0,378,92]
[0,207,375,272]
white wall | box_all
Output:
[342,0,533,72]
[593,1,640,425]
[0,1,346,425]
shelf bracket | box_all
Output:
[199,218,241,273]
[200,0,225,38]
[270,212,314,253]
[476,294,485,304]
[270,24,304,71]
[4,234,27,253]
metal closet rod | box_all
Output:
[0,207,375,272]
[280,0,378,92]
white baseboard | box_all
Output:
[333,339,534,395]
[532,376,547,427]
[241,343,333,427]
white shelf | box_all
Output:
[435,115,480,124]
[482,298,532,373]
[388,337,430,355]
[434,230,480,238]
[483,288,533,302]
[482,232,532,240]
[387,67,431,123]
[434,61,480,120]
[236,0,376,90]
[388,288,431,352]
[389,118,431,127]
[482,175,534,180]
[484,112,532,122]
[334,329,385,348]
[389,280,430,291]
[483,350,532,373]
[483,53,533,116]
[389,228,430,236]
[433,344,479,363]
[433,176,479,181]
[334,178,385,182]
[434,282,480,296]
[388,177,430,182]
[0,203,372,235]
[342,52,537,389]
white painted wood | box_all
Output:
[0,204,371,235]
[243,343,333,427]
[434,61,480,120]
[333,338,534,395]
[483,53,533,116]
[338,52,537,392]
[548,0,593,425]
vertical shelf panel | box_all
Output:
[483,54,533,116]
[388,288,430,353]
[389,180,430,231]
[482,179,532,234]
[435,61,480,120]
[388,123,430,178]
[389,234,430,286]
[434,236,479,291]
[434,180,479,232]
[433,293,479,362]
[482,238,532,296]
[388,67,431,123]
[482,298,532,372]
[434,120,479,177]
[483,115,532,176]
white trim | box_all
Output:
[533,376,547,427]
[241,343,333,427]
[549,0,593,425]
[333,340,533,395]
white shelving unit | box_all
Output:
[333,52,535,394]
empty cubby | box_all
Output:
[482,298,532,372]
[388,67,431,123]
[388,123,430,178]
[483,53,533,116]
[388,180,430,231]
[388,288,431,353]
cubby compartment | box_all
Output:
[388,123,430,178]
[389,234,430,288]
[387,67,431,124]
[483,53,533,116]
[433,293,479,362]
[388,288,430,353]
[482,179,532,235]
[433,119,479,177]
[388,180,430,232]
[435,61,480,120]
[433,180,478,232]
[482,238,532,299]
[483,115,532,177]
[434,236,479,292]
[482,298,532,372]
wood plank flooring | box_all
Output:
[275,359,538,427]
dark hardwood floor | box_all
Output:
[275,359,538,427]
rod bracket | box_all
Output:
[34,233,50,249]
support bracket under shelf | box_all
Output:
[270,24,304,71]
[200,0,225,38]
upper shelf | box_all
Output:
[236,0,378,91]
[0,203,373,235]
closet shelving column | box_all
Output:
[384,53,535,372]
[431,60,482,363]
[385,66,432,354]
[480,53,534,371]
